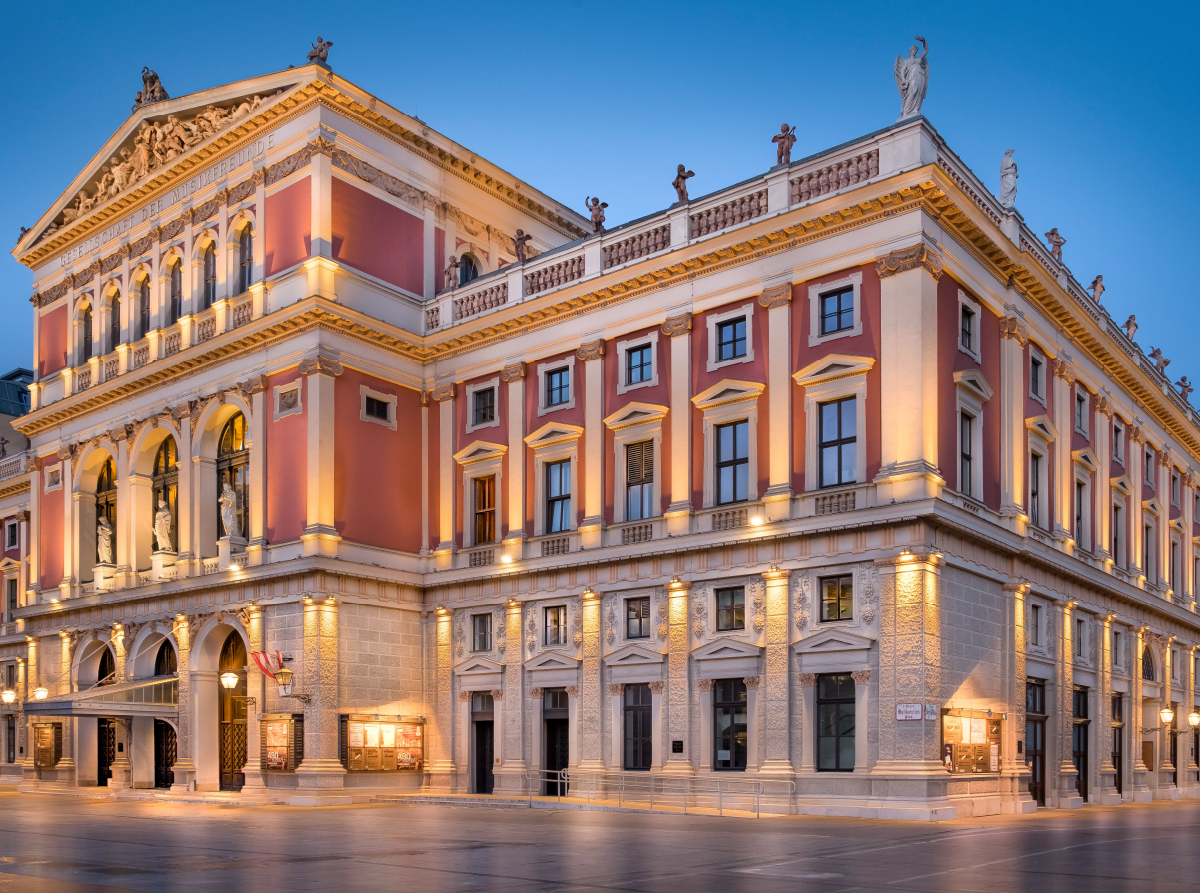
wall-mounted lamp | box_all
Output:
[436,605,448,616]
[1190,711,1200,729]
[219,671,256,709]
[1160,705,1176,726]
[0,690,14,705]
[33,687,48,700]
[582,588,597,600]
[500,555,513,564]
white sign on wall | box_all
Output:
[896,703,923,721]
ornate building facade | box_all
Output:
[2,60,1198,818]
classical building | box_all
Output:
[2,58,1198,818]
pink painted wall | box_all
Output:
[526,351,586,532]
[37,305,68,380]
[455,372,509,547]
[39,470,62,592]
[791,265,883,494]
[265,370,306,545]
[335,369,423,553]
[602,326,671,524]
[264,176,311,277]
[331,178,424,295]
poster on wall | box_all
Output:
[941,711,1003,774]
[342,717,424,771]
[265,720,289,770]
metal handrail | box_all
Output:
[522,768,795,817]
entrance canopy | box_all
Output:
[23,676,178,717]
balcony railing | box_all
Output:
[603,224,670,270]
[815,489,856,516]
[789,149,879,204]
[232,299,253,328]
[689,189,767,238]
[131,342,150,370]
[525,254,584,296]
[453,281,508,322]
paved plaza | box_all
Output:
[0,794,1195,892]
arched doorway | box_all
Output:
[218,631,247,790]
[217,413,248,541]
[153,640,177,789]
[96,646,116,786]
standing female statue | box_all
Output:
[894,36,930,119]
[999,149,1018,208]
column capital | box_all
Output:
[607,683,624,696]
[999,315,1029,345]
[797,673,817,687]
[696,678,715,692]
[648,681,664,694]
[298,356,343,377]
[529,687,544,699]
[500,362,526,382]
[489,688,503,701]
[875,242,943,281]
[742,676,761,690]
[430,383,456,402]
[660,311,692,337]
[576,339,605,361]
[757,283,792,309]
[851,669,870,685]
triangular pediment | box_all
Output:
[792,628,874,655]
[691,379,765,411]
[453,439,508,465]
[1026,414,1058,442]
[691,637,762,661]
[604,402,668,431]
[1110,474,1133,496]
[793,354,876,388]
[524,421,584,447]
[16,70,308,258]
[1143,496,1162,516]
[0,558,18,570]
[526,650,580,672]
[605,642,666,666]
[1072,447,1098,471]
[453,656,503,675]
[953,369,994,402]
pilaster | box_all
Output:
[759,284,793,519]
[244,378,267,567]
[1001,581,1036,812]
[169,614,196,791]
[758,567,792,773]
[1056,600,1081,807]
[577,591,603,769]
[432,383,456,569]
[578,341,605,548]
[292,597,348,804]
[300,356,342,557]
[1095,613,1121,803]
[662,577,692,774]
[426,608,456,790]
[1051,359,1074,545]
[999,316,1028,528]
[494,600,527,791]
[502,364,526,554]
[662,314,692,535]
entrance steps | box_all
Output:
[370,791,766,817]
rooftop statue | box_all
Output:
[894,36,929,120]
[585,197,608,234]
[133,67,169,111]
[514,229,532,263]
[999,149,1018,209]
[308,37,333,65]
[1148,347,1170,374]
[1088,275,1104,302]
[672,164,695,203]
[1177,376,1194,403]
[1122,314,1138,340]
[772,124,797,166]
[1044,227,1066,263]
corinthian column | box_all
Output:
[494,599,527,791]
[662,314,692,536]
[578,341,604,549]
[576,590,603,770]
[293,597,346,803]
[998,317,1028,530]
[758,567,792,774]
[662,577,692,774]
[170,615,197,791]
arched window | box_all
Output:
[96,456,117,561]
[108,292,122,352]
[237,226,253,295]
[152,438,178,551]
[217,413,249,540]
[167,260,182,325]
[1142,647,1155,681]
[460,254,480,286]
[202,243,216,309]
[80,305,93,363]
[218,631,247,790]
[138,278,151,340]
[154,639,177,676]
[97,647,115,686]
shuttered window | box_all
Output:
[626,440,654,521]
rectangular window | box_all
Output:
[715,586,745,631]
[1145,451,1154,485]
[1112,504,1123,566]
[960,411,974,497]
[960,304,975,352]
[471,613,492,652]
[1030,356,1043,398]
[623,683,653,771]
[626,440,654,521]
[713,678,748,771]
[819,397,857,488]
[716,318,746,362]
[1144,524,1154,578]
[1113,422,1124,462]
[545,367,570,407]
[364,396,390,422]
[1030,604,1042,646]
[820,574,853,622]
[626,597,650,639]
[1029,452,1042,528]
[1112,630,1122,667]
[1075,393,1087,434]
[545,459,571,533]
[820,287,855,336]
[626,344,652,385]
[715,420,749,505]
[473,475,496,545]
[4,522,15,550]
[4,578,15,624]
[1075,481,1086,544]
[1172,473,1180,506]
[816,673,856,771]
[544,606,566,646]
[1075,618,1085,657]
[473,387,495,426]
[1171,539,1180,588]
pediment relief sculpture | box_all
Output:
[46,89,286,242]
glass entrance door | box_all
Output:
[154,719,176,789]
[713,679,747,771]
[1072,686,1089,801]
[217,633,247,791]
[1111,693,1123,797]
[97,719,115,786]
[1025,679,1046,806]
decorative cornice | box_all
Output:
[757,283,792,309]
[875,242,943,281]
[661,312,693,337]
[430,383,456,402]
[298,356,343,377]
[500,362,526,382]
[576,339,605,361]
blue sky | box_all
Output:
[2,1,1196,388]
